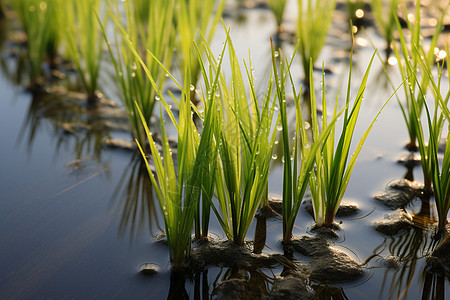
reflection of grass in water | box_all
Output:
[17,91,112,161]
[377,226,440,300]
[113,155,163,242]
[421,269,446,300]
[211,268,272,298]
[311,284,349,300]
[365,196,442,300]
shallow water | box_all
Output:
[0,1,449,299]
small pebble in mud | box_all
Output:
[139,263,160,276]
[381,255,402,269]
[153,232,168,245]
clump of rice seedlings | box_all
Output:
[415,47,450,228]
[271,41,343,242]
[8,0,62,91]
[200,31,278,245]
[392,0,445,151]
[64,0,105,103]
[371,0,398,60]
[135,40,224,269]
[296,0,336,84]
[102,0,174,146]
[306,44,396,227]
[173,0,224,104]
[267,0,287,30]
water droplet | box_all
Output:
[355,9,364,18]
[276,124,282,131]
[155,95,160,101]
[190,85,195,91]
[272,154,278,160]
[274,140,279,145]
[304,122,310,129]
[274,51,279,58]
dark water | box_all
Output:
[0,1,449,299]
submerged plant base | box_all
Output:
[149,234,366,297]
[188,238,288,273]
[405,141,419,152]
[427,225,450,279]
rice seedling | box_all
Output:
[271,41,344,242]
[8,0,62,90]
[63,0,105,103]
[392,0,445,151]
[371,0,398,60]
[266,0,287,30]
[306,43,398,227]
[173,0,224,104]
[202,31,278,245]
[414,46,450,228]
[296,0,335,84]
[135,45,224,269]
[131,27,226,268]
[101,0,174,146]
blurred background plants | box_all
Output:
[173,0,224,105]
[392,0,444,152]
[64,0,105,103]
[7,0,62,91]
[371,0,399,60]
[103,0,174,146]
[297,0,336,84]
